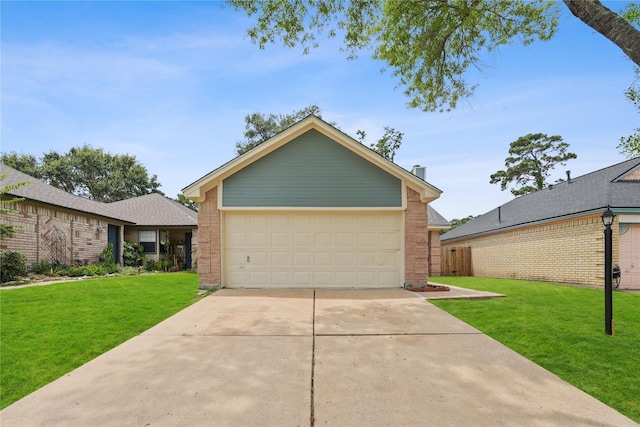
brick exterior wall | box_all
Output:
[1,200,111,266]
[428,230,442,276]
[621,168,640,180]
[197,187,221,288]
[441,214,619,287]
[404,187,430,284]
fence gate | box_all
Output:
[441,246,473,276]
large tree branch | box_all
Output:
[563,0,640,67]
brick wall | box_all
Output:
[1,200,109,266]
[197,187,221,288]
[441,214,619,287]
[428,230,442,276]
[404,187,429,284]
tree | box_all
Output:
[490,133,577,197]
[0,174,29,239]
[358,127,404,162]
[235,105,326,154]
[227,1,640,113]
[235,105,404,162]
[619,68,640,158]
[618,5,640,158]
[175,193,198,212]
[441,215,478,234]
[2,145,162,202]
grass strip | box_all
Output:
[0,272,201,409]
[430,276,640,423]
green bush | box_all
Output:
[99,263,121,274]
[144,258,156,272]
[123,241,144,267]
[99,243,115,265]
[0,250,27,283]
[30,260,63,276]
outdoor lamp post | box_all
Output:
[601,207,615,335]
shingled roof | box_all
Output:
[442,158,640,242]
[109,193,197,226]
[1,163,196,226]
[427,205,450,229]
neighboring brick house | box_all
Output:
[1,164,198,269]
[440,158,640,290]
[183,115,448,289]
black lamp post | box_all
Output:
[601,206,615,335]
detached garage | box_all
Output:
[183,115,442,289]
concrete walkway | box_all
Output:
[1,289,636,426]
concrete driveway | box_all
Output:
[1,289,636,426]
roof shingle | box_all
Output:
[442,158,640,241]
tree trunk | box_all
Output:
[563,0,640,67]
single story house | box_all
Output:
[183,115,447,289]
[440,158,640,290]
[1,164,198,269]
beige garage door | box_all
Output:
[223,212,402,288]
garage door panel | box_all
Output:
[224,212,401,288]
[357,252,376,266]
[249,252,269,266]
[250,232,269,246]
[336,232,356,247]
[357,271,376,285]
[336,216,355,229]
[335,271,354,286]
[314,271,334,285]
[270,271,291,286]
[272,232,290,246]
[293,271,312,285]
[294,232,313,246]
[357,232,376,247]
[315,252,334,266]
[271,214,292,228]
[271,252,291,267]
[315,232,334,247]
[249,214,269,227]
[336,252,355,266]
[379,232,401,248]
[293,215,313,228]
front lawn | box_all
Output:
[0,272,201,409]
[430,276,640,423]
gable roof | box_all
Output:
[428,205,450,229]
[1,163,132,223]
[1,164,196,226]
[182,115,442,203]
[109,193,197,226]
[442,157,640,242]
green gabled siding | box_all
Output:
[222,129,402,207]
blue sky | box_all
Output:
[1,1,637,220]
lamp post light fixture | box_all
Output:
[601,206,615,335]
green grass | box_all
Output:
[430,276,640,423]
[0,272,201,409]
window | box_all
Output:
[139,230,157,253]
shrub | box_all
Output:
[123,241,145,267]
[144,258,156,272]
[99,243,115,265]
[0,250,28,283]
[99,263,121,275]
[30,260,63,276]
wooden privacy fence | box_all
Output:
[441,246,473,276]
